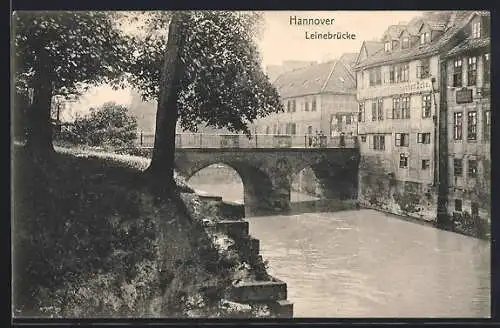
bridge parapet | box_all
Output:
[136,133,358,149]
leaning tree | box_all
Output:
[12,11,133,159]
[128,11,284,191]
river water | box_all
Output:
[188,176,491,318]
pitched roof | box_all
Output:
[273,60,355,98]
[445,37,490,57]
[339,53,358,67]
[364,41,384,56]
[406,17,423,35]
[355,11,474,70]
[421,11,454,31]
[383,24,406,39]
[321,60,357,94]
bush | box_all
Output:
[59,102,138,148]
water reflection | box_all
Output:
[187,179,491,318]
[250,211,490,318]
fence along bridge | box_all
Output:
[134,133,359,215]
[136,133,359,149]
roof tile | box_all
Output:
[273,60,356,99]
[355,11,475,69]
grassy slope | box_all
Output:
[12,145,236,318]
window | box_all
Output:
[384,40,391,52]
[467,111,477,140]
[483,53,490,83]
[454,199,462,212]
[417,58,431,79]
[484,110,491,141]
[468,160,478,178]
[373,135,385,150]
[292,100,296,112]
[377,99,384,120]
[311,99,317,111]
[422,94,432,118]
[421,159,430,170]
[399,154,408,168]
[265,126,270,134]
[472,20,481,38]
[471,203,479,217]
[358,102,365,122]
[361,135,367,142]
[304,101,309,111]
[396,63,409,82]
[369,68,382,86]
[371,102,377,121]
[454,158,463,177]
[287,100,291,112]
[420,32,431,44]
[453,112,463,140]
[453,58,462,87]
[307,125,313,134]
[392,97,401,119]
[401,96,410,119]
[389,66,395,83]
[417,133,431,144]
[395,133,409,147]
[346,115,352,125]
[401,37,409,49]
[467,56,478,86]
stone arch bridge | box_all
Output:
[175,148,360,215]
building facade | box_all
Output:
[355,11,476,221]
[443,11,490,227]
[253,56,358,141]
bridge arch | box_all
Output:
[290,157,358,201]
[174,147,359,215]
[175,159,286,216]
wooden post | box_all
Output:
[140,131,143,147]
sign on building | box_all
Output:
[456,88,473,104]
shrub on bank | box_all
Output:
[12,147,238,318]
[55,102,138,149]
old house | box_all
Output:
[354,11,477,221]
[443,11,491,227]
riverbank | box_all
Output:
[360,204,490,241]
[12,145,278,318]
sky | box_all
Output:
[64,10,423,120]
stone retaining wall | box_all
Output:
[198,194,294,318]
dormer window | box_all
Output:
[384,40,391,52]
[401,37,410,49]
[420,32,431,44]
[472,20,481,38]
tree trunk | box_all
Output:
[145,12,185,193]
[25,52,54,159]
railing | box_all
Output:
[136,132,359,149]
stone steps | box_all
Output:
[200,198,293,318]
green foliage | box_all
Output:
[359,155,391,207]
[13,11,132,98]
[14,147,266,317]
[393,192,422,214]
[64,102,138,148]
[451,211,490,240]
[127,11,284,136]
